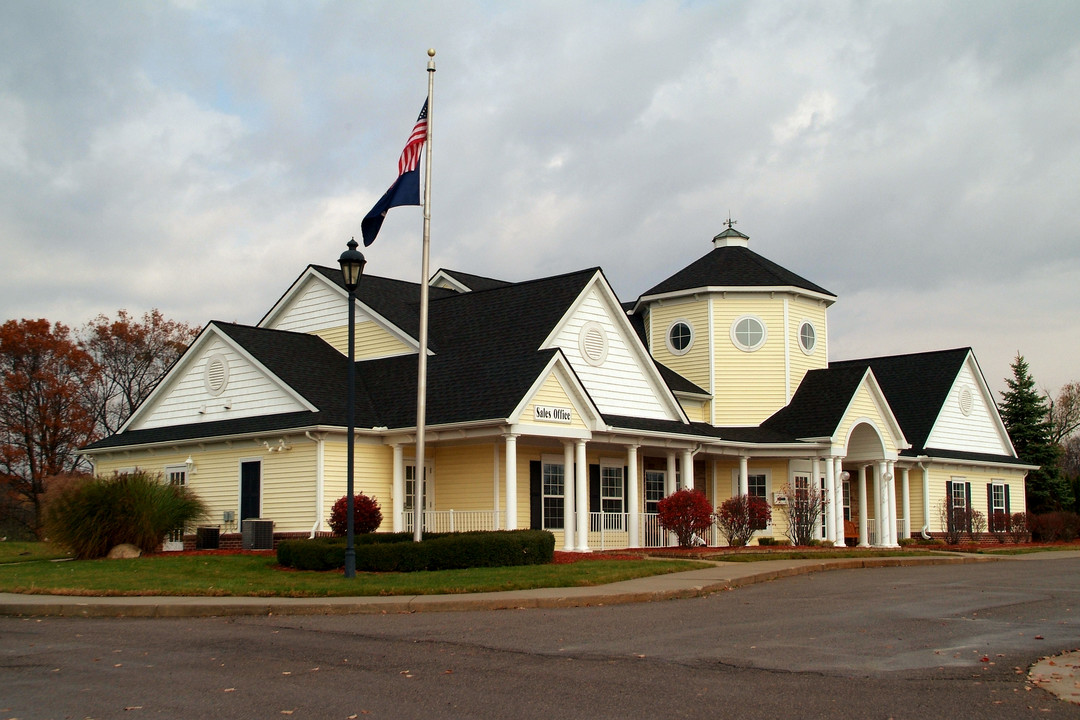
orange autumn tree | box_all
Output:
[0,319,99,535]
[81,309,199,436]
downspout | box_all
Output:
[306,431,325,538]
[918,460,931,539]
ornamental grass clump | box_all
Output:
[657,489,715,547]
[44,470,206,559]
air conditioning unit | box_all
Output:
[195,526,220,550]
[772,492,789,506]
[242,519,274,550]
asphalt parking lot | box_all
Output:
[2,554,1078,719]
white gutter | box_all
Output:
[306,431,325,538]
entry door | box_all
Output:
[240,460,261,520]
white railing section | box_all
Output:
[400,510,503,534]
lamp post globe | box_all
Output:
[338,238,365,578]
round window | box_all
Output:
[798,321,816,355]
[731,316,767,352]
[666,321,694,356]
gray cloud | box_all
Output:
[1,0,1077,395]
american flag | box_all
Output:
[361,99,429,246]
[397,101,428,175]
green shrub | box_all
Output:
[44,470,206,559]
[756,536,789,546]
[277,530,555,572]
[897,537,918,546]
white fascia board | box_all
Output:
[118,323,319,434]
[923,350,1018,458]
[838,369,910,450]
[258,266,327,328]
[429,269,471,293]
[507,351,604,430]
[259,267,421,352]
[117,324,216,433]
[84,423,344,458]
[634,285,837,314]
[541,271,690,424]
[897,454,1038,472]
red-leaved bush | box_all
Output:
[716,494,772,547]
[328,493,383,536]
[657,489,715,547]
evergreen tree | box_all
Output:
[998,354,1071,512]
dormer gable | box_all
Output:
[258,265,418,360]
[540,270,688,423]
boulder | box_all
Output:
[107,543,142,559]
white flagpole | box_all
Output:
[413,49,435,542]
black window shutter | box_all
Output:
[624,466,629,514]
[987,482,993,523]
[529,461,542,530]
[1005,485,1011,514]
[589,464,600,515]
[945,481,953,533]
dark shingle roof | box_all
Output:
[309,265,458,346]
[829,348,972,454]
[761,365,870,438]
[640,245,834,299]
[87,268,609,450]
[434,269,513,292]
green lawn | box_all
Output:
[0,551,708,598]
[0,542,71,564]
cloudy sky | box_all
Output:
[1,0,1077,397]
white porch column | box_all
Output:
[811,456,823,540]
[681,449,694,491]
[921,463,931,539]
[738,455,749,497]
[823,456,836,544]
[900,466,910,540]
[392,444,405,533]
[562,441,575,551]
[504,434,518,531]
[857,465,869,547]
[886,460,898,547]
[575,440,589,552]
[666,452,677,496]
[627,445,640,548]
[874,461,886,547]
[492,444,501,530]
[834,459,847,547]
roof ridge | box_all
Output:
[832,346,972,366]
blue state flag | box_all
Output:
[361,101,428,246]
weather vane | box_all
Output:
[724,214,737,230]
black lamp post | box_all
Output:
[338,238,366,578]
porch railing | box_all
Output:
[866,517,905,546]
[400,510,503,534]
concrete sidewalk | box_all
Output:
[0,553,995,619]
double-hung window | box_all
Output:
[747,473,768,530]
[644,470,665,514]
[601,463,624,529]
[542,459,565,530]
